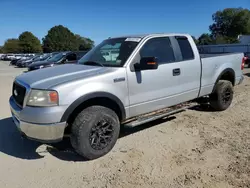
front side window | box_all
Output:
[78,37,140,67]
[140,37,175,64]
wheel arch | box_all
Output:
[61,92,126,123]
[213,68,235,92]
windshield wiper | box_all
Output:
[83,61,104,67]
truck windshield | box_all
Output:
[78,37,140,67]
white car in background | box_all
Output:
[6,54,16,60]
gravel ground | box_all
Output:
[0,61,249,188]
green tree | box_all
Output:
[2,38,20,53]
[19,31,42,53]
[209,8,250,40]
[198,33,214,45]
[75,34,94,51]
[191,36,199,45]
[42,25,78,52]
[213,35,239,44]
[0,46,3,53]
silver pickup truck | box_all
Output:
[9,33,244,160]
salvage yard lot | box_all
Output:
[0,61,249,188]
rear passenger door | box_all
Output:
[171,36,201,101]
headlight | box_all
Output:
[26,89,59,107]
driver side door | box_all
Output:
[126,36,183,117]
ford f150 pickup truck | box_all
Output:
[9,33,245,160]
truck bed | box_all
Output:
[198,52,243,97]
[200,52,242,58]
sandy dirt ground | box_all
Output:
[0,61,249,188]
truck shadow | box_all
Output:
[189,104,216,112]
[1,104,217,162]
[0,117,43,160]
[47,116,176,161]
[0,116,176,162]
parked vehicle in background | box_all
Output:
[8,54,36,66]
[19,55,44,67]
[16,54,44,67]
[244,52,250,67]
[27,51,79,71]
[9,58,21,66]
[14,54,23,60]
[0,54,6,60]
[11,54,29,66]
[0,54,5,59]
[16,53,57,68]
[10,33,244,160]
[15,56,36,67]
[5,54,15,60]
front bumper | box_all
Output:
[10,97,67,143]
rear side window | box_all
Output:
[176,36,194,61]
[140,37,175,64]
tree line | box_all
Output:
[1,7,250,54]
[196,8,250,45]
[1,25,94,53]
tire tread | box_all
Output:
[70,105,119,160]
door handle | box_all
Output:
[173,68,181,76]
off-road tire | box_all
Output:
[209,80,234,111]
[70,105,120,160]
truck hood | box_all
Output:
[15,64,107,89]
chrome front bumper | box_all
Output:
[10,97,67,143]
[11,114,66,143]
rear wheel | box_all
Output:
[209,80,234,111]
[70,105,120,160]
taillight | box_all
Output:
[241,57,245,70]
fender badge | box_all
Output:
[114,77,125,83]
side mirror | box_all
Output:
[134,57,158,71]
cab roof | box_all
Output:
[109,33,190,40]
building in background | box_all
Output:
[238,35,250,44]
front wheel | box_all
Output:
[70,105,120,160]
[209,80,234,111]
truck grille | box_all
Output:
[12,82,26,107]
